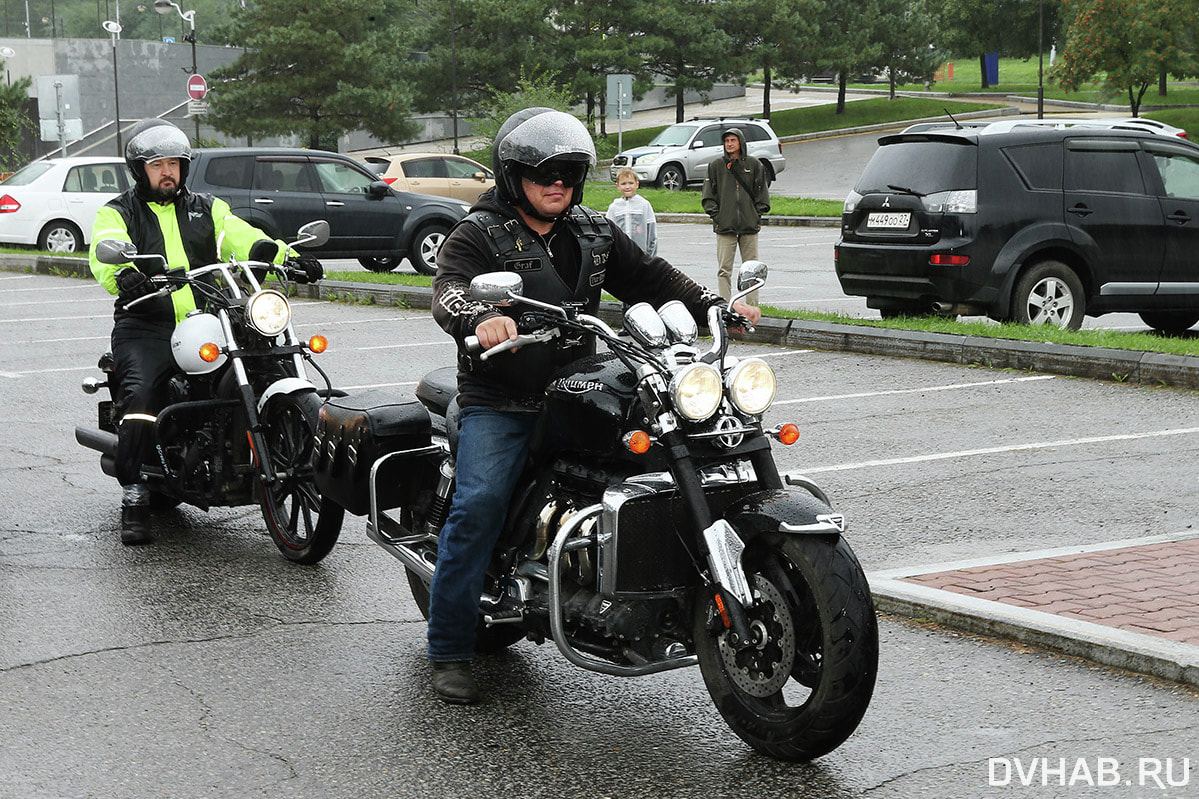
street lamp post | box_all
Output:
[154,0,198,143]
[1037,0,1044,120]
[103,19,123,155]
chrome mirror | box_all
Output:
[94,238,138,265]
[296,220,330,248]
[470,272,523,306]
[658,300,698,345]
[737,260,768,291]
[623,302,670,348]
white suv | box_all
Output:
[0,156,130,252]
[610,118,786,191]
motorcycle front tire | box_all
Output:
[258,390,345,565]
[694,532,878,761]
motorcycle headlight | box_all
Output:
[670,363,723,422]
[726,358,776,416]
[247,289,291,336]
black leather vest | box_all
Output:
[460,206,613,399]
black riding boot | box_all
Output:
[121,484,153,545]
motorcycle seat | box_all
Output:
[416,366,458,417]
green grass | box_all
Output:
[583,184,843,216]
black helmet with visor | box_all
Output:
[123,119,193,197]
[492,108,595,220]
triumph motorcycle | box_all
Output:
[314,261,878,760]
[76,221,345,564]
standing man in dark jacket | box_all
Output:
[89,119,297,545]
[701,127,770,306]
[428,107,760,705]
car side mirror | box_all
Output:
[368,180,390,198]
[473,171,487,182]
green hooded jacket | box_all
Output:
[700,127,771,235]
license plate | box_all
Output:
[866,211,911,229]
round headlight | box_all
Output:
[727,358,776,416]
[247,289,291,336]
[670,363,723,421]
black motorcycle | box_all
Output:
[315,261,878,760]
[76,221,345,564]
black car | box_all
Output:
[835,126,1199,331]
[188,147,470,274]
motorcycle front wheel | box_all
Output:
[258,390,345,564]
[694,532,878,761]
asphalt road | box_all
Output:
[3,273,1198,797]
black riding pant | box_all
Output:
[111,316,176,487]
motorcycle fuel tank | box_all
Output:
[544,353,639,452]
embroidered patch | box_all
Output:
[506,258,541,273]
[589,269,605,287]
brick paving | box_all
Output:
[900,537,1199,646]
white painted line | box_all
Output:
[0,275,36,282]
[775,374,1055,405]
[13,335,107,345]
[2,298,111,307]
[754,349,813,357]
[356,340,453,352]
[0,314,110,324]
[797,425,1199,474]
[6,284,102,293]
[293,315,431,327]
[0,364,94,378]
[341,381,420,390]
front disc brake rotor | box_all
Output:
[717,574,796,696]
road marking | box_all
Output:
[775,374,1055,405]
[799,426,1199,474]
[356,340,453,352]
[2,297,110,307]
[293,315,431,327]
[0,364,95,377]
[0,314,110,323]
[754,349,814,357]
[341,381,421,390]
[6,284,101,293]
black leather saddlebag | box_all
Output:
[313,391,433,516]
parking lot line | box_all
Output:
[776,374,1055,405]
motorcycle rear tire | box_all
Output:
[694,532,878,761]
[405,567,525,653]
[258,390,345,565]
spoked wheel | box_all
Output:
[694,533,878,761]
[258,390,344,564]
[406,564,524,653]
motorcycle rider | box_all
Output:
[88,119,320,546]
[428,107,762,704]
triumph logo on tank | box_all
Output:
[553,378,604,394]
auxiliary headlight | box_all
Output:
[247,289,291,336]
[726,358,776,416]
[670,363,723,421]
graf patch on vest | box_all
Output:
[506,258,541,273]
[589,269,606,287]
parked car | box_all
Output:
[610,117,786,191]
[188,147,470,274]
[361,152,495,204]
[903,117,1188,139]
[835,126,1199,332]
[0,156,130,253]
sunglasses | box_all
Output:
[520,161,589,187]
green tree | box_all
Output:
[808,0,884,112]
[640,0,736,122]
[0,66,33,171]
[723,0,821,118]
[1053,0,1199,115]
[467,69,581,165]
[206,0,416,150]
[934,0,1056,88]
[551,0,649,133]
[873,0,941,97]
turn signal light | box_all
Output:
[199,342,222,363]
[777,423,800,445]
[929,254,970,266]
[624,430,652,454]
[308,334,328,354]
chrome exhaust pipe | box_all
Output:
[75,426,117,457]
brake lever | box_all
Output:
[464,328,561,360]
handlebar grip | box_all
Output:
[464,335,481,353]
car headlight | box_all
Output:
[670,363,723,421]
[246,289,291,336]
[726,358,776,416]
[637,153,660,165]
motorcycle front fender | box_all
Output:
[724,488,846,541]
[256,377,317,414]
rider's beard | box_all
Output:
[150,182,179,203]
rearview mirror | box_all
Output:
[737,260,768,291]
[296,220,330,248]
[470,272,523,306]
[94,238,138,265]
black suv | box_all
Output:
[188,147,470,274]
[835,126,1199,331]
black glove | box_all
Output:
[248,239,281,263]
[115,268,154,304]
[286,256,324,284]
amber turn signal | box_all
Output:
[624,430,652,454]
[308,334,328,354]
[777,423,800,445]
[199,342,222,363]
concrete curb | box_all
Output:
[15,256,1199,391]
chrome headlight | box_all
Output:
[246,289,291,336]
[670,363,723,421]
[726,358,776,416]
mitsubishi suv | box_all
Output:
[610,117,785,191]
[835,126,1199,331]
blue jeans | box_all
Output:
[426,405,537,662]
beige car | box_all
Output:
[364,153,495,204]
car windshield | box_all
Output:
[2,162,55,186]
[648,124,699,147]
[855,140,978,194]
